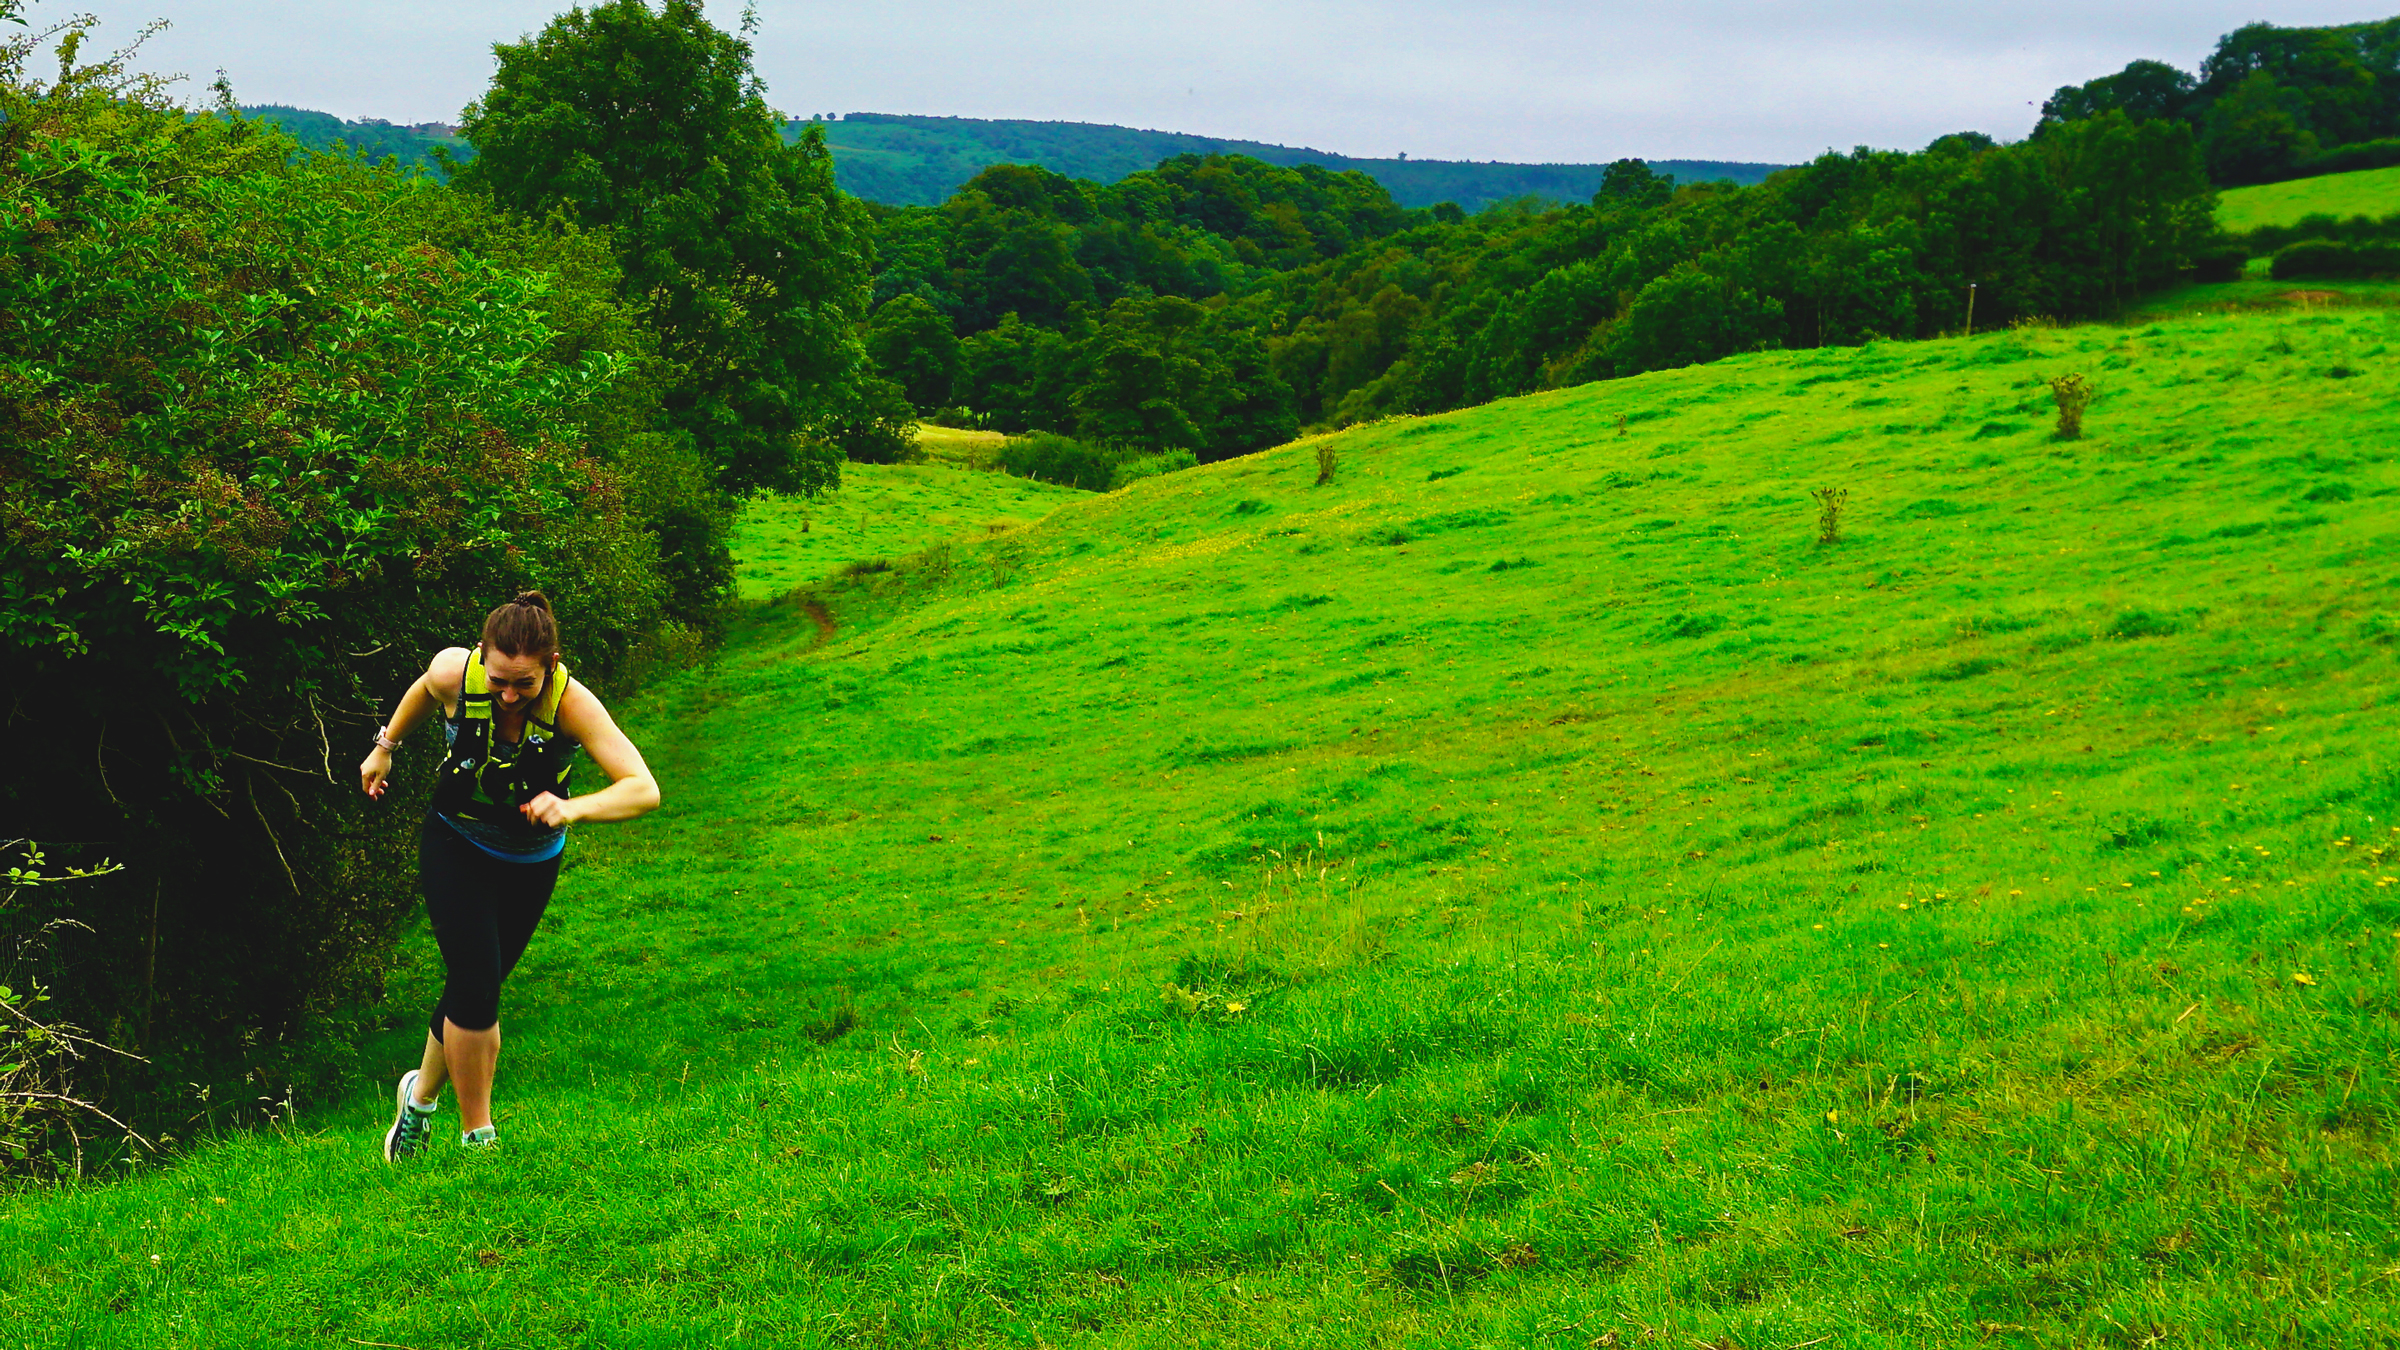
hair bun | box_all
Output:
[512,590,552,612]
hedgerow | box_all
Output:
[0,10,724,1158]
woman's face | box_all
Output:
[485,650,551,711]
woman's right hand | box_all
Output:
[360,745,391,801]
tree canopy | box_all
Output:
[454,0,873,494]
[860,119,2216,455]
[2040,16,2400,184]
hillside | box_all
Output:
[2218,163,2400,233]
[810,112,1786,210]
[6,297,2399,1345]
[241,105,462,173]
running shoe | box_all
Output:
[462,1125,498,1148]
[383,1070,437,1163]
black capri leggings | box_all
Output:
[419,817,561,1041]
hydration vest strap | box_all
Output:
[461,645,570,735]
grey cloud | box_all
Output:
[54,0,2344,163]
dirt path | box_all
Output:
[798,594,837,650]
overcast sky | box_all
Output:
[42,1,2385,163]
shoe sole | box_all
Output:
[383,1069,419,1164]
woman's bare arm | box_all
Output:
[517,679,660,827]
[359,648,469,800]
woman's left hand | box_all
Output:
[520,792,578,828]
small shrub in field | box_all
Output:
[1925,657,2004,682]
[2269,239,2400,281]
[998,432,1113,491]
[2107,608,2184,640]
[1315,444,1338,486]
[908,543,953,580]
[1811,486,1849,545]
[1110,449,1196,490]
[1654,612,1727,641]
[2049,373,2095,440]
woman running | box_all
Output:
[357,592,660,1160]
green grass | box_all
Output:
[9,307,2400,1347]
[732,460,1079,600]
[2218,164,2400,233]
[2128,277,2400,320]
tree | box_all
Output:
[957,315,1076,432]
[2040,60,2198,125]
[864,294,961,409]
[2198,72,2318,184]
[1596,158,1674,209]
[454,0,871,494]
[1070,298,1215,452]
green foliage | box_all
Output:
[997,432,1116,491]
[2269,237,2400,277]
[863,294,961,410]
[454,0,874,494]
[1263,117,2211,428]
[0,841,133,1177]
[813,110,1783,212]
[2040,16,2400,186]
[890,114,2209,451]
[2239,208,2400,255]
[808,374,920,467]
[2049,372,2097,439]
[238,105,462,175]
[0,9,723,1151]
[1110,448,1199,489]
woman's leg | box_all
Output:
[413,1031,448,1102]
[442,1021,502,1132]
[416,820,559,1134]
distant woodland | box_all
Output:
[801,113,1785,211]
[244,101,1782,213]
[240,104,460,172]
[859,126,2212,460]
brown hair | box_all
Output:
[480,590,560,664]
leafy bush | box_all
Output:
[2049,373,2097,440]
[2242,211,2400,257]
[1,842,139,1178]
[1110,449,1198,489]
[2269,239,2400,280]
[810,374,921,466]
[2187,237,2249,283]
[998,433,1116,491]
[0,20,718,1138]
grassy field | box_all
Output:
[2218,164,2400,233]
[732,457,1075,600]
[2128,276,2400,319]
[7,301,2400,1347]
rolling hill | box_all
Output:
[2218,163,2400,234]
[809,112,1787,210]
[6,288,2397,1346]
